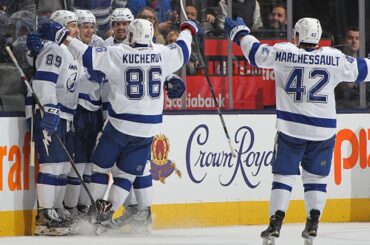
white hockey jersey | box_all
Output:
[78,34,105,112]
[29,42,82,121]
[240,36,370,140]
[67,30,192,137]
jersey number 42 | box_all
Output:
[285,67,329,103]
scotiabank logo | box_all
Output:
[0,132,37,191]
[334,128,370,185]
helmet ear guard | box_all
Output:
[293,17,322,45]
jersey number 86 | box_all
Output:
[125,66,162,100]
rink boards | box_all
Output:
[0,113,369,235]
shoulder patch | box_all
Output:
[345,55,355,64]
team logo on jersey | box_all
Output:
[66,72,77,93]
[150,134,181,183]
[345,55,355,64]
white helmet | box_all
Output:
[50,10,78,27]
[110,8,134,25]
[127,19,154,46]
[294,17,322,45]
[75,9,96,24]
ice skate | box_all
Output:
[131,207,152,234]
[261,210,285,245]
[34,208,71,236]
[114,204,139,228]
[94,199,115,235]
[302,210,320,245]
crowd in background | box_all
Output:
[0,0,369,110]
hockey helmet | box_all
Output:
[75,9,96,24]
[50,10,78,27]
[110,8,134,25]
[127,18,153,46]
[293,17,322,45]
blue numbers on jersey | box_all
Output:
[46,54,62,67]
[285,67,329,103]
[125,66,162,100]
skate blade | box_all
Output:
[304,237,314,245]
[262,237,276,245]
[34,226,70,236]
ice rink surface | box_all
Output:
[0,222,369,245]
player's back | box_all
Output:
[100,43,183,138]
[270,43,362,140]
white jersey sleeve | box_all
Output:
[32,42,64,107]
[239,34,370,141]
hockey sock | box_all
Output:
[269,174,296,216]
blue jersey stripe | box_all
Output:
[102,102,109,110]
[67,176,81,185]
[303,183,327,193]
[277,110,336,128]
[78,93,102,106]
[108,105,162,124]
[83,174,91,183]
[355,58,368,83]
[91,172,109,184]
[34,71,59,84]
[175,40,190,65]
[272,181,293,192]
[58,103,76,115]
[248,42,261,67]
[82,46,93,70]
[25,96,33,105]
[113,177,132,192]
[37,172,67,186]
[133,175,152,189]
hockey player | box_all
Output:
[63,9,105,220]
[113,74,186,234]
[26,10,82,236]
[224,17,370,245]
[31,17,197,233]
[103,7,134,46]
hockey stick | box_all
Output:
[5,46,97,212]
[180,0,237,158]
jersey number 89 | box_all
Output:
[125,67,162,100]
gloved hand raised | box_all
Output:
[224,17,250,45]
[27,32,44,57]
[40,104,61,135]
[39,21,69,45]
[179,20,199,36]
[164,75,186,99]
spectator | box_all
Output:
[217,0,263,31]
[0,10,9,62]
[137,7,165,44]
[7,10,35,81]
[268,4,287,30]
[183,4,203,75]
[126,0,171,23]
[166,29,179,44]
[335,27,360,108]
[171,0,220,34]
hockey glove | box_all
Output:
[164,75,186,99]
[26,32,44,57]
[40,104,61,135]
[39,21,69,45]
[224,17,250,45]
[180,20,199,36]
